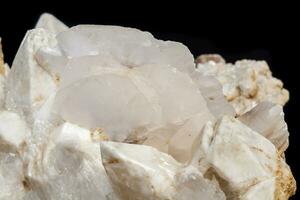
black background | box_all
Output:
[0,2,299,199]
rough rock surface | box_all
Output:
[196,54,289,115]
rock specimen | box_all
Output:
[196,54,289,115]
[0,13,296,199]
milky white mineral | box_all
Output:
[238,102,289,153]
[0,13,296,200]
[196,54,289,115]
[195,116,295,199]
[25,122,117,200]
[35,13,68,34]
[101,141,226,200]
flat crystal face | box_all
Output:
[0,13,295,200]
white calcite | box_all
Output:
[197,116,295,199]
[174,166,226,200]
[0,111,30,150]
[0,110,29,200]
[35,13,68,34]
[192,73,236,117]
[25,122,117,200]
[196,55,289,115]
[0,152,26,200]
[5,29,57,123]
[168,112,214,163]
[15,24,215,142]
[239,102,289,153]
[101,141,226,200]
[141,112,215,163]
[0,13,296,200]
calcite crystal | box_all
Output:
[196,54,289,115]
[0,13,296,199]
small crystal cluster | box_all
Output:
[0,13,296,200]
[196,54,289,116]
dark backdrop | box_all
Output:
[0,2,299,199]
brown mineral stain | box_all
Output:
[249,85,258,99]
[250,146,272,159]
[54,73,61,84]
[0,39,5,75]
[266,164,274,173]
[22,177,31,191]
[18,141,28,155]
[250,146,263,153]
[195,54,225,64]
[90,128,110,142]
[0,64,4,75]
[107,158,120,164]
[34,94,44,103]
[274,152,296,200]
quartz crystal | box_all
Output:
[0,13,296,199]
[35,13,68,34]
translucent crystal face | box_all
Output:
[0,13,295,200]
[31,25,212,141]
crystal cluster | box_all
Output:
[0,13,296,200]
[196,54,289,116]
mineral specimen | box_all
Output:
[196,55,289,115]
[0,13,296,199]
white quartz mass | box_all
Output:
[0,13,296,199]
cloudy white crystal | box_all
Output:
[196,56,289,115]
[0,111,30,150]
[5,29,57,123]
[35,13,68,34]
[0,152,26,200]
[199,116,295,199]
[0,110,30,200]
[30,25,214,142]
[25,122,116,200]
[101,141,225,200]
[239,102,289,153]
[0,13,296,200]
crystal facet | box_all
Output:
[0,14,296,200]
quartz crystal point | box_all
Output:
[5,29,57,123]
[196,55,289,115]
[0,13,296,200]
[35,13,68,34]
[101,141,226,200]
